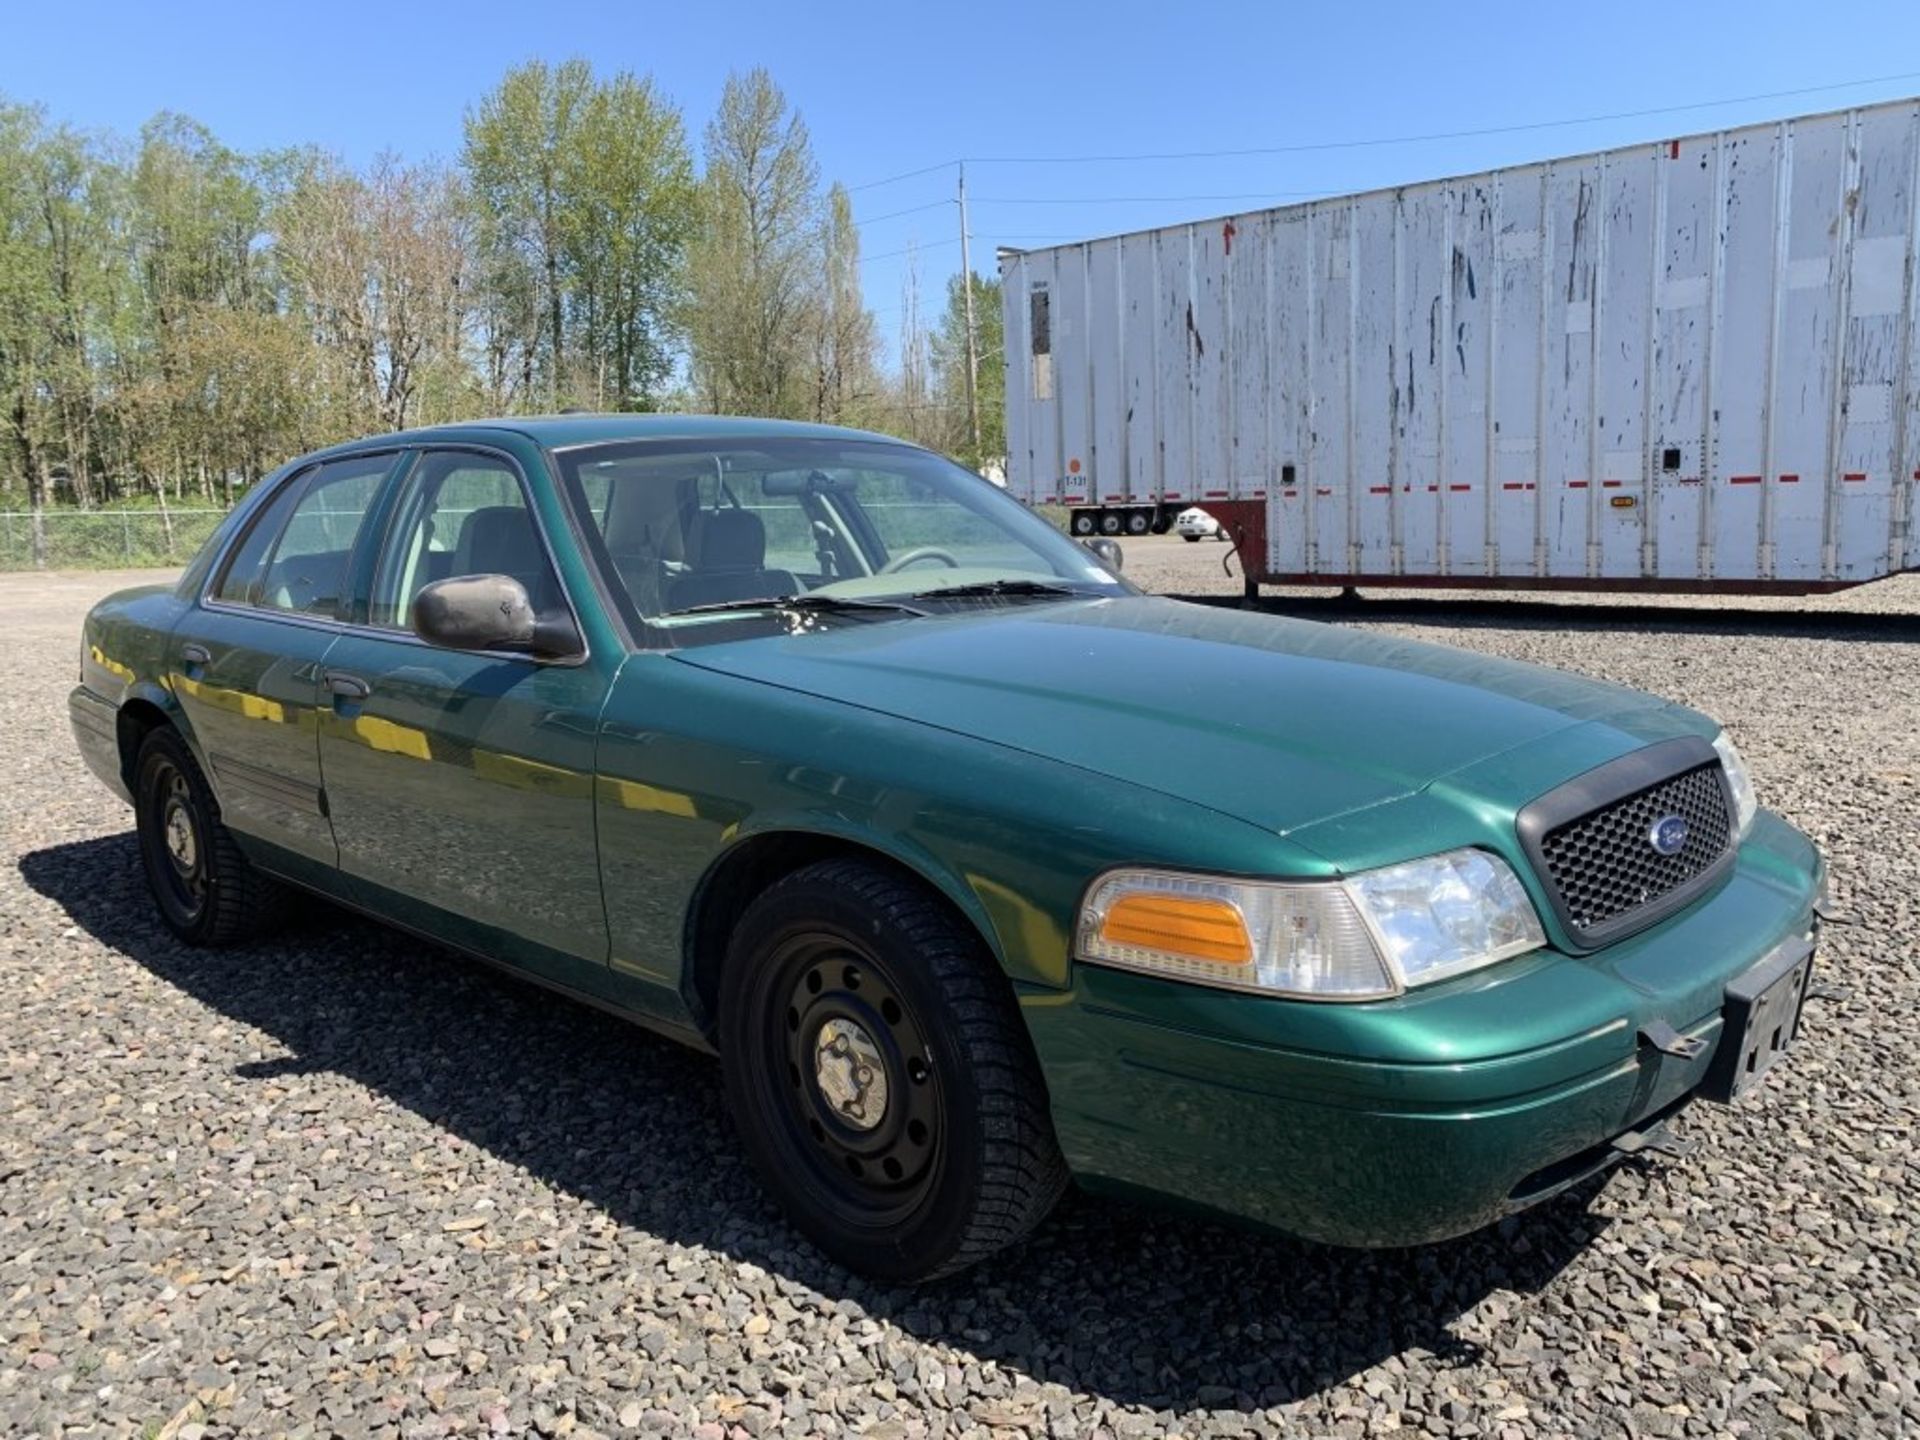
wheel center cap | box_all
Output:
[164,803,197,871]
[814,1017,888,1131]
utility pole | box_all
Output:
[957,163,982,456]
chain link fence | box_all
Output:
[0,509,227,571]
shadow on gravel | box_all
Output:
[1178,591,1920,643]
[23,834,1618,1414]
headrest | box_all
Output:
[457,506,543,578]
[697,508,766,570]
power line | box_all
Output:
[973,191,1332,205]
[854,198,950,227]
[961,71,1920,165]
[846,159,957,194]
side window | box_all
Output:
[370,451,563,628]
[218,453,391,617]
[213,470,309,606]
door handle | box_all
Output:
[324,671,371,701]
[180,643,211,666]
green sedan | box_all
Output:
[69,415,1826,1283]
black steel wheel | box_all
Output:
[134,727,286,946]
[720,858,1067,1283]
[1069,510,1098,536]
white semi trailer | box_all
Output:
[1002,97,1920,595]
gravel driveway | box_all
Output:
[4,558,1916,1439]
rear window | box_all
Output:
[212,453,393,617]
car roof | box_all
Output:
[310,413,922,457]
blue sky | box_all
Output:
[5,0,1919,360]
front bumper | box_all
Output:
[1024,810,1823,1247]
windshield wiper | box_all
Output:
[664,592,928,620]
[905,578,1095,602]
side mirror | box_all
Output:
[412,574,563,655]
[1082,536,1124,571]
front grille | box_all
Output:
[1537,761,1733,940]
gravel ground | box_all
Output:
[4,557,1917,1439]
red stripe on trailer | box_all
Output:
[1315,487,1333,496]
[1602,479,1625,488]
[1843,472,1867,483]
[1204,489,1230,498]
[1103,494,1124,501]
[1501,482,1537,491]
[1567,480,1590,489]
[1779,473,1800,484]
[1729,475,1762,485]
[1669,140,1681,159]
[1163,493,1182,499]
[1426,484,1440,493]
[1368,485,1391,494]
[1449,483,1472,492]
[1281,489,1298,498]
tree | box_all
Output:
[278,153,475,434]
[557,72,696,408]
[804,183,878,425]
[463,59,693,411]
[685,68,825,418]
[0,59,919,533]
[929,271,1005,469]
[127,114,281,498]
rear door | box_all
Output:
[313,444,616,993]
[170,451,398,881]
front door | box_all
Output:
[170,452,397,881]
[314,446,615,993]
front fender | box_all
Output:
[702,810,1011,976]
[595,654,1324,1017]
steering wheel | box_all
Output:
[878,546,961,574]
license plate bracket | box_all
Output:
[1702,936,1814,1103]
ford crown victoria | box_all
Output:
[70,415,1825,1282]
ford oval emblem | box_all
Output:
[1649,815,1689,856]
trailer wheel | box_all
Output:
[1098,511,1122,536]
[1150,512,1173,535]
[1070,511,1097,536]
[1125,510,1151,536]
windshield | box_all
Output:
[554,436,1131,638]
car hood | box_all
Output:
[668,596,1704,838]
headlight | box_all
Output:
[1712,730,1758,839]
[1077,849,1546,1001]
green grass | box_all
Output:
[0,508,226,571]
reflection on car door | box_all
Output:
[313,447,616,995]
[170,452,399,883]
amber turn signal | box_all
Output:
[1097,893,1254,966]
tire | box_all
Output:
[719,858,1068,1283]
[1069,511,1097,537]
[1098,511,1122,535]
[134,727,287,946]
[1125,510,1151,536]
[1182,533,1200,543]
